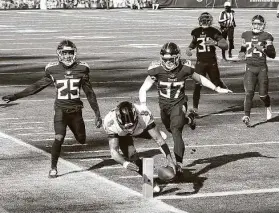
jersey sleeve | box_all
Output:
[147,61,160,81]
[103,112,119,138]
[181,59,195,76]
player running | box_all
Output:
[2,40,102,178]
[139,42,232,170]
[238,15,276,127]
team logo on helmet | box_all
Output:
[198,12,213,28]
[251,15,266,34]
[160,42,181,72]
[57,40,77,67]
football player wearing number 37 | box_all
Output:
[238,15,276,127]
[186,12,229,118]
[2,40,102,178]
[139,42,232,174]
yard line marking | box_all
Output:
[0,122,45,125]
[119,175,141,179]
[18,132,53,136]
[0,118,19,120]
[5,127,44,130]
[79,158,103,162]
[156,188,279,200]
[100,165,123,170]
[0,131,187,213]
[32,138,73,142]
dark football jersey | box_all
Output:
[241,31,274,66]
[147,59,194,106]
[191,26,223,62]
[45,61,90,109]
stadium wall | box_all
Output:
[0,0,278,10]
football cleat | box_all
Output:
[242,116,251,127]
[175,163,183,177]
[48,168,58,178]
[189,108,199,118]
[266,106,272,120]
[187,112,196,130]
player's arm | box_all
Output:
[147,125,176,173]
[254,39,276,59]
[2,76,52,103]
[238,37,247,60]
[208,30,228,50]
[186,36,197,56]
[139,75,155,106]
[191,72,232,93]
[108,136,139,172]
[81,74,102,128]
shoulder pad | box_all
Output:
[45,62,58,71]
[78,61,90,68]
[211,26,222,34]
[241,31,249,38]
[191,27,199,36]
[264,31,274,41]
[181,59,194,69]
[148,60,161,70]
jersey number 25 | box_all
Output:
[57,79,81,100]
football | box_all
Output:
[158,166,175,182]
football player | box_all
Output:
[186,12,229,117]
[139,42,232,169]
[2,40,102,178]
[238,15,276,127]
[103,101,177,191]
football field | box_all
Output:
[1,8,279,213]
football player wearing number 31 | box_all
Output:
[139,42,232,173]
[2,40,102,178]
[238,15,276,127]
[186,12,229,118]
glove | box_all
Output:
[238,52,246,60]
[167,161,177,175]
[185,47,192,57]
[2,94,17,103]
[215,86,233,94]
[123,161,139,172]
[95,116,102,128]
[204,38,217,46]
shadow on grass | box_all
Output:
[0,103,19,108]
[198,105,244,119]
[250,115,279,128]
[154,151,275,197]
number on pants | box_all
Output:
[159,81,184,99]
[197,37,211,52]
[57,79,80,100]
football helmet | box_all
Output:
[57,40,77,67]
[160,42,181,71]
[251,15,266,34]
[198,12,213,28]
[116,101,138,132]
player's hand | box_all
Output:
[185,47,192,57]
[238,52,246,60]
[204,38,217,46]
[215,86,233,94]
[95,116,102,128]
[167,161,177,175]
[123,161,139,172]
[2,94,16,103]
[253,44,264,52]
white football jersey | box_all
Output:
[103,104,155,137]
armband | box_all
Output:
[160,144,171,157]
[239,46,247,53]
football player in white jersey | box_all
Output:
[103,101,177,191]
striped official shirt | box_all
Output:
[218,10,236,28]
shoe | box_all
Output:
[189,108,199,118]
[175,163,183,177]
[187,111,196,130]
[153,181,161,193]
[242,116,251,127]
[48,168,58,178]
[266,106,272,120]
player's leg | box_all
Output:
[67,109,86,144]
[258,65,271,120]
[192,61,206,116]
[221,30,228,60]
[207,62,227,89]
[228,27,234,58]
[243,65,258,127]
[49,107,67,178]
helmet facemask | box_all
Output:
[251,15,265,34]
[161,54,180,71]
[198,13,213,28]
[116,102,138,133]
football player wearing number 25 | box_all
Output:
[2,40,102,178]
[139,42,232,172]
